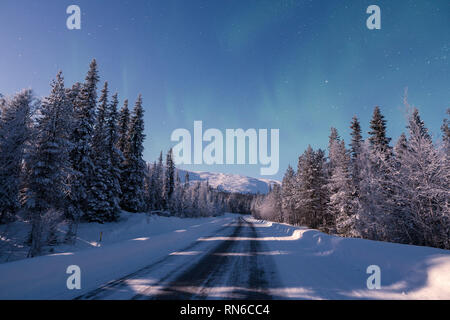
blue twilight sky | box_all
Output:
[0,0,449,180]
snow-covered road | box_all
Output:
[76,216,450,300]
[1,214,449,299]
[76,217,282,300]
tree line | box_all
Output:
[0,60,241,257]
[252,106,450,250]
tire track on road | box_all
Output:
[134,218,244,300]
[75,221,235,300]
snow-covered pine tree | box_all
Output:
[92,82,109,155]
[394,133,408,162]
[295,148,314,226]
[163,148,175,211]
[294,145,327,229]
[147,161,158,211]
[117,99,129,155]
[121,94,146,212]
[353,140,387,240]
[0,89,33,223]
[327,127,341,173]
[368,106,392,157]
[68,59,99,223]
[392,108,450,248]
[349,116,364,196]
[88,84,122,222]
[328,140,356,236]
[259,183,282,222]
[144,163,153,211]
[281,165,295,224]
[23,72,72,256]
[89,82,111,222]
[180,172,191,216]
[313,149,331,230]
[65,82,81,106]
[198,182,209,217]
[271,184,283,222]
[350,116,363,159]
[62,83,81,242]
[190,182,201,217]
[153,151,164,210]
[442,109,450,153]
[105,93,123,221]
[366,106,396,240]
[170,170,182,215]
[184,172,190,187]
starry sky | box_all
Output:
[0,0,449,180]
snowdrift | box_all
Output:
[244,216,450,299]
[0,213,237,299]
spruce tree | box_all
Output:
[163,148,175,211]
[367,106,395,238]
[105,93,122,221]
[313,149,330,230]
[327,127,341,176]
[368,106,392,156]
[442,109,450,145]
[294,146,327,229]
[394,133,408,161]
[117,99,129,155]
[63,82,80,240]
[89,82,110,222]
[92,82,109,156]
[153,151,164,210]
[23,72,72,256]
[147,161,158,211]
[392,108,449,248]
[350,116,363,159]
[68,59,99,223]
[328,140,355,236]
[174,170,183,215]
[144,163,152,211]
[89,87,122,222]
[281,165,295,224]
[184,172,190,188]
[349,116,364,196]
[408,108,431,142]
[121,95,146,212]
[65,82,81,107]
[0,90,33,223]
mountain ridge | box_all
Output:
[176,169,280,194]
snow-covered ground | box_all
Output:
[0,213,238,299]
[0,214,449,300]
[244,217,450,299]
[0,211,229,263]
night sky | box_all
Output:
[0,0,449,179]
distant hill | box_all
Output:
[175,169,280,194]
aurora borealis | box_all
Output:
[0,0,449,179]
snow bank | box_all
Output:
[245,217,450,300]
[0,213,237,299]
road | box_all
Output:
[75,217,282,300]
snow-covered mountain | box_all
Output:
[176,169,280,194]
